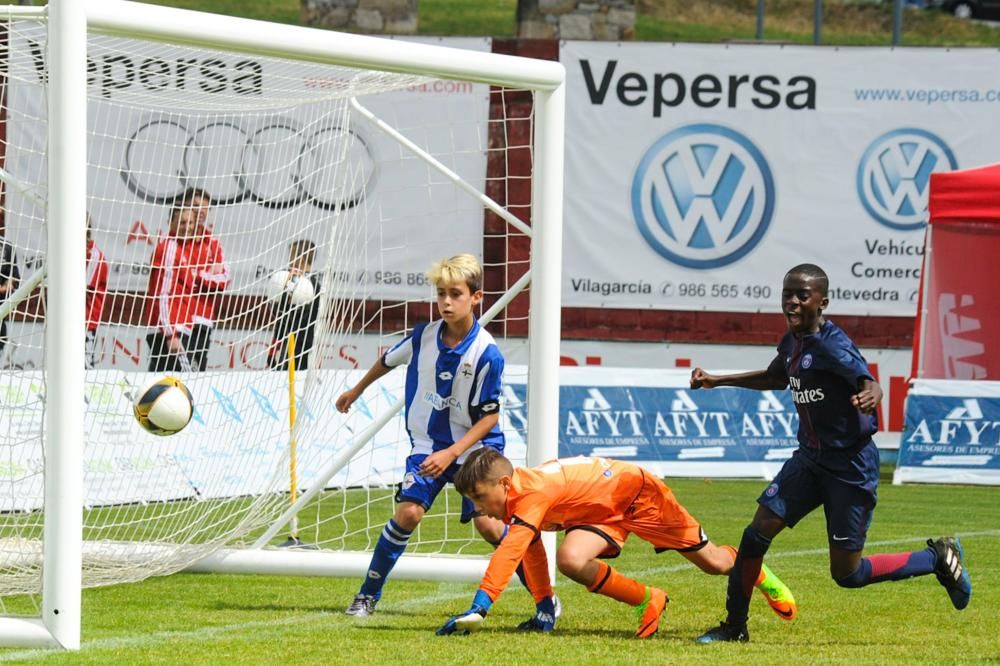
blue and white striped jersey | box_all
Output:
[382,319,505,461]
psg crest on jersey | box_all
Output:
[801,353,814,369]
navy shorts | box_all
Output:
[395,453,477,523]
[758,442,879,551]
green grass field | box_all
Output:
[1,478,996,664]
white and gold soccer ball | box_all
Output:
[132,376,194,436]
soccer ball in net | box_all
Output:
[133,376,194,436]
[266,269,315,307]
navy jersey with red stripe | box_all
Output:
[767,320,877,455]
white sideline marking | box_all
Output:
[3,529,998,659]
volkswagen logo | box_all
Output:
[120,115,378,210]
[631,124,775,270]
[856,128,957,231]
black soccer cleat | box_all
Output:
[929,537,972,610]
[516,616,549,632]
[517,593,562,631]
[695,621,750,644]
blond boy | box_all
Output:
[338,255,553,621]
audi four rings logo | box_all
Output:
[120,117,378,210]
[856,128,957,231]
[631,124,775,269]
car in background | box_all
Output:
[925,0,1000,19]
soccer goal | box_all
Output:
[0,0,564,649]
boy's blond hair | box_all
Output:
[426,254,482,293]
[454,447,513,497]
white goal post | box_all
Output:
[0,0,564,650]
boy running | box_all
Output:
[437,449,797,638]
[692,263,972,644]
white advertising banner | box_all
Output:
[1,321,908,446]
[561,42,1000,315]
[5,29,491,299]
[894,379,1000,486]
[0,367,529,511]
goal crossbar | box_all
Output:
[86,0,565,91]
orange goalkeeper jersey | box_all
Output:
[479,457,649,602]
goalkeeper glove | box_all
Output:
[517,596,557,633]
[436,589,493,636]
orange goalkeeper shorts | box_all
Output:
[566,471,707,559]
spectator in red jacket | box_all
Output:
[145,188,229,371]
[186,187,229,338]
[85,214,108,369]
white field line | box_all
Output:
[2,529,997,660]
[0,586,469,661]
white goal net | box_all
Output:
[0,1,563,649]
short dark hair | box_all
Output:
[178,186,211,207]
[169,187,212,223]
[289,239,316,266]
[785,263,829,296]
[454,447,512,497]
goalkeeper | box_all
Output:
[437,448,797,638]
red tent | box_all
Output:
[912,163,1000,380]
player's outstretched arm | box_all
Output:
[437,522,551,635]
[436,590,493,636]
[850,378,883,415]
[335,358,392,413]
[691,367,786,391]
[690,367,721,389]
